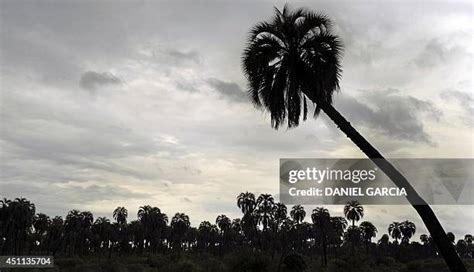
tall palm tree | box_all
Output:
[360,221,377,254]
[242,5,464,271]
[290,205,306,224]
[344,200,364,227]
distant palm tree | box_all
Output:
[273,202,288,231]
[388,222,402,244]
[378,234,390,246]
[256,194,275,231]
[420,234,429,245]
[237,192,258,240]
[344,201,364,227]
[329,216,347,258]
[231,218,242,234]
[33,213,51,253]
[170,213,190,251]
[64,210,93,255]
[377,234,390,256]
[311,207,331,265]
[400,220,416,244]
[242,5,464,271]
[113,207,128,225]
[215,214,231,254]
[92,217,112,254]
[198,221,218,251]
[345,225,362,253]
[465,234,472,244]
[360,221,377,254]
[138,205,168,252]
[290,205,306,224]
[216,214,231,234]
[447,232,455,245]
[7,198,36,254]
[237,192,256,215]
[46,216,63,256]
[456,240,469,258]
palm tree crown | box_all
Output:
[344,200,364,226]
[290,205,306,224]
[242,4,342,128]
[388,222,402,243]
[113,206,128,225]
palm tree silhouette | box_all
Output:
[344,200,364,227]
[311,207,331,265]
[400,220,416,244]
[237,192,257,215]
[290,205,306,224]
[138,205,168,253]
[170,213,190,251]
[241,5,464,271]
[113,207,128,225]
[420,234,429,245]
[360,221,377,254]
[216,214,231,254]
[237,191,258,243]
[256,194,275,231]
[33,213,51,253]
[329,216,347,258]
[273,202,288,230]
[388,222,402,244]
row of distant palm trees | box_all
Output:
[1,195,472,266]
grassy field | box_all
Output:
[11,253,474,272]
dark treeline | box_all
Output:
[0,195,472,270]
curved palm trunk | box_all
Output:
[318,102,466,272]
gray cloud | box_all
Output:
[334,89,442,143]
[441,90,473,114]
[440,90,473,126]
[150,48,202,68]
[207,78,248,102]
[175,80,199,93]
[79,71,121,90]
[165,49,200,64]
[415,39,446,68]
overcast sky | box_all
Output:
[1,1,472,239]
